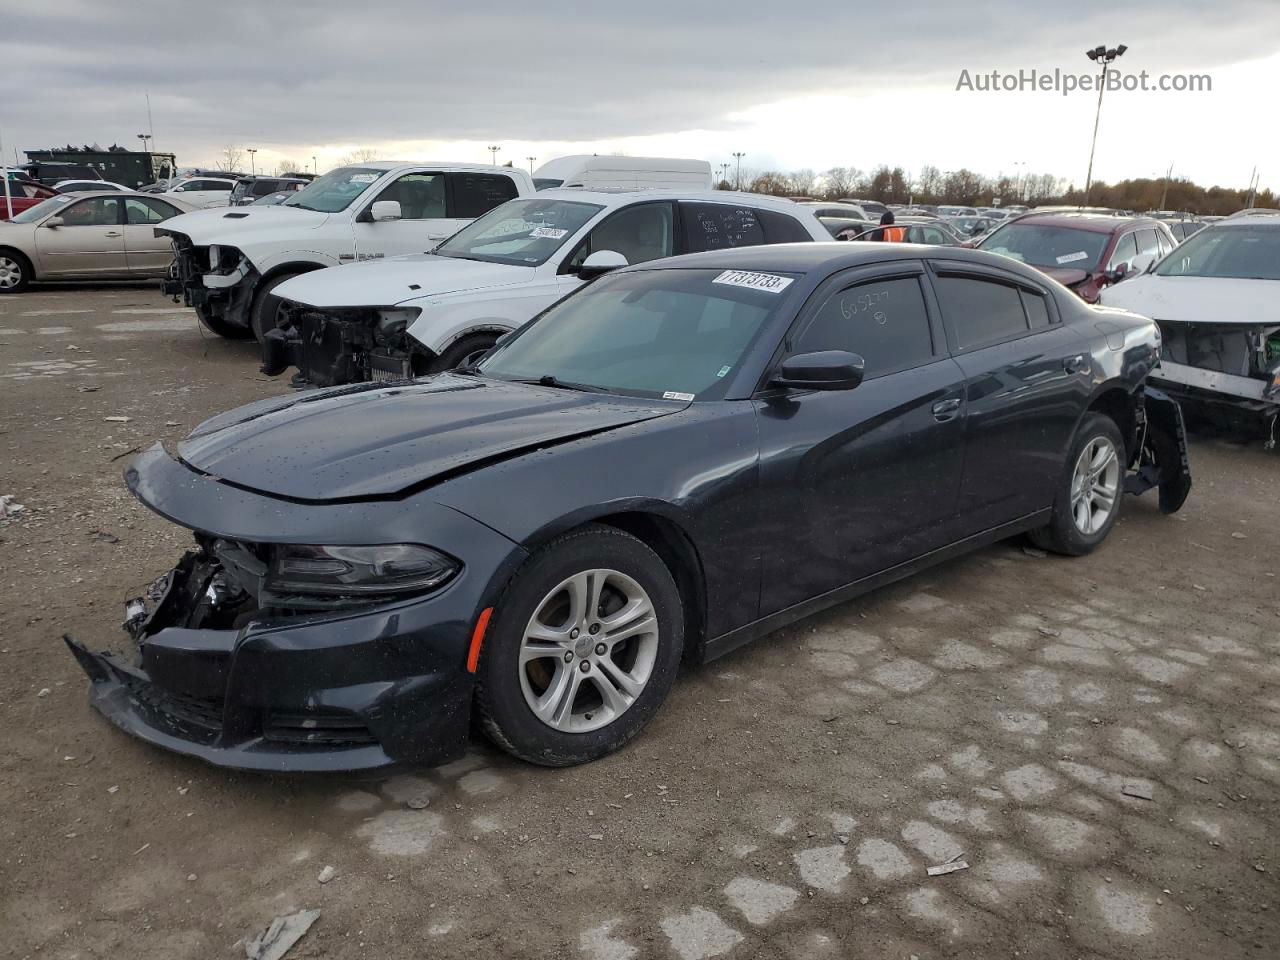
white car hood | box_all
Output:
[159,205,331,245]
[1100,275,1280,325]
[275,255,537,308]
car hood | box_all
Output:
[1036,265,1090,287]
[177,374,679,501]
[158,205,330,244]
[274,254,536,308]
[1099,274,1280,325]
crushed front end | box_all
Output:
[159,230,258,335]
[64,444,522,773]
[261,301,420,387]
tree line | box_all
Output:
[726,164,1275,215]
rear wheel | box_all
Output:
[426,332,499,373]
[0,250,31,293]
[1030,412,1125,556]
[475,525,684,766]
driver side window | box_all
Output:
[564,202,674,271]
[1107,233,1138,271]
[62,197,122,227]
[796,275,935,379]
[373,172,446,220]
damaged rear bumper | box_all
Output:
[1123,385,1192,513]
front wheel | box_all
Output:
[0,250,32,293]
[425,332,499,373]
[1029,412,1125,556]
[250,273,303,342]
[195,303,253,340]
[475,525,684,766]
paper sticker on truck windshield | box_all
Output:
[530,226,568,240]
[713,270,794,293]
[350,173,379,183]
[1056,251,1089,264]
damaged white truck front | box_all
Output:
[158,162,533,341]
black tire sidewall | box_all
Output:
[195,303,253,339]
[1048,413,1126,555]
[428,333,499,372]
[476,526,684,766]
[0,250,30,293]
[250,273,300,342]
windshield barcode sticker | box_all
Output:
[663,391,695,401]
[1056,251,1089,264]
[530,226,568,239]
[713,270,794,293]
[350,173,379,183]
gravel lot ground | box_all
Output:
[2,282,1278,960]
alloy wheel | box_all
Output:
[0,256,22,290]
[1071,436,1120,535]
[518,568,659,733]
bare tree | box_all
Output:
[217,145,244,172]
[340,147,381,165]
[748,172,793,196]
[821,167,854,199]
[790,168,817,197]
[916,165,943,202]
[274,158,302,177]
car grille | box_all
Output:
[369,349,412,382]
[264,711,377,746]
[120,671,224,738]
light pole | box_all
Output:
[246,147,257,175]
[136,133,152,153]
[718,163,730,186]
[488,145,500,165]
[527,156,536,174]
[1083,43,1127,203]
[312,155,317,175]
[732,152,745,191]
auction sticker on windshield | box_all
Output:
[1056,251,1089,264]
[530,226,569,240]
[350,173,379,183]
[713,270,794,293]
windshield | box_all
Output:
[533,177,564,190]
[434,198,602,266]
[282,166,383,213]
[10,194,77,224]
[479,268,793,399]
[979,223,1110,270]
[1154,225,1280,280]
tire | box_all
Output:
[425,332,499,373]
[195,303,253,340]
[250,272,303,342]
[0,249,32,293]
[1029,412,1126,556]
[475,524,685,766]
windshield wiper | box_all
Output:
[511,375,606,394]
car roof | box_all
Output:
[328,160,519,174]
[619,241,1047,280]
[535,188,817,214]
[1005,212,1162,233]
[1210,213,1280,228]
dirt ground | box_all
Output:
[2,282,1278,960]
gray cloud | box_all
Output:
[5,0,1279,165]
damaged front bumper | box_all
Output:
[261,302,414,387]
[64,444,523,773]
[160,232,258,333]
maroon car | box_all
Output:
[974,213,1177,303]
[1,179,58,220]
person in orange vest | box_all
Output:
[877,210,905,242]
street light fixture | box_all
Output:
[246,147,257,175]
[1083,43,1127,202]
[488,145,500,165]
[136,133,151,152]
[527,156,536,174]
[732,151,746,191]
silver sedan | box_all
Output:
[0,191,196,293]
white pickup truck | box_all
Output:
[259,190,831,385]
[159,162,532,339]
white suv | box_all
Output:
[159,162,532,339]
[162,176,239,208]
[260,190,832,385]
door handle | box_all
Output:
[931,398,962,422]
[1064,354,1088,374]
[104,231,123,238]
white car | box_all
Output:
[162,176,240,209]
[54,179,131,194]
[158,162,534,339]
[260,189,832,385]
[1099,213,1280,437]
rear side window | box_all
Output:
[681,202,766,252]
[795,276,934,378]
[1107,233,1138,270]
[1021,289,1051,328]
[253,180,281,197]
[936,275,1029,351]
[757,209,812,244]
[126,197,181,224]
[449,173,519,219]
[1135,229,1161,258]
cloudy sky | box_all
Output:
[6,0,1279,191]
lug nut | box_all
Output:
[570,628,580,639]
[579,660,591,673]
[595,643,606,656]
[589,623,601,635]
[563,651,574,663]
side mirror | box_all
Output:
[577,249,628,279]
[370,200,402,222]
[172,186,186,192]
[1131,253,1156,275]
[771,350,865,391]
[1106,262,1129,284]
[43,216,64,228]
